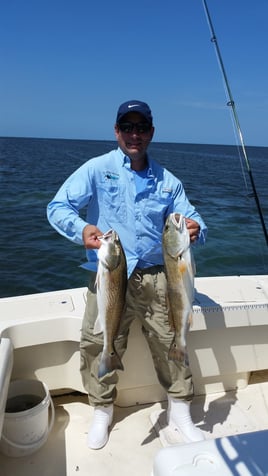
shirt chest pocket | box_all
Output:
[144,194,173,225]
[98,182,127,223]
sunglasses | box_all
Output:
[118,122,152,134]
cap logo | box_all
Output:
[128,104,140,108]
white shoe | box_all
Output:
[167,396,204,443]
[87,405,113,449]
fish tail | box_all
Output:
[168,340,188,365]
[98,348,124,379]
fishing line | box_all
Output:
[202,0,268,246]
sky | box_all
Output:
[1,0,268,146]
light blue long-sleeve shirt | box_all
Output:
[47,147,207,277]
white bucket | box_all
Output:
[0,379,55,457]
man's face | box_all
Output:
[114,112,154,163]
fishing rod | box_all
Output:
[202,0,268,246]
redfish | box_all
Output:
[162,213,195,363]
[93,229,127,378]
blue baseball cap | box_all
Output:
[116,100,153,124]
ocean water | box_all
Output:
[0,137,267,298]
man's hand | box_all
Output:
[185,218,200,243]
[82,224,103,249]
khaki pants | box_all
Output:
[80,265,193,406]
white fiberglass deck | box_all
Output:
[0,371,268,476]
[0,275,268,475]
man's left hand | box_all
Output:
[185,218,200,243]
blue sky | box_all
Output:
[1,0,268,145]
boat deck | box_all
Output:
[1,370,268,476]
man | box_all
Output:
[47,100,207,450]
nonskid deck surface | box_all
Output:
[0,371,268,476]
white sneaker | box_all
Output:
[87,405,113,449]
[167,396,204,443]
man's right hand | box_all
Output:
[82,224,103,249]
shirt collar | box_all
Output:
[118,147,155,178]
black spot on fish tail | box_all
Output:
[98,349,124,379]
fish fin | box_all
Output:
[93,314,103,335]
[98,349,124,379]
[188,313,193,328]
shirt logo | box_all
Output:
[104,171,119,181]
